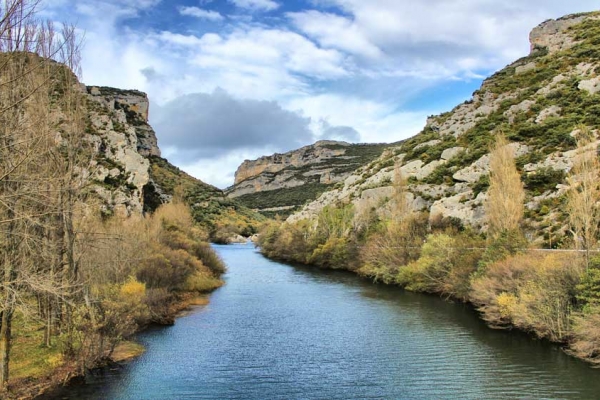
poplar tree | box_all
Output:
[486,134,525,239]
[567,126,600,271]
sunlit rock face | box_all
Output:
[85,86,161,216]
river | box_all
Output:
[47,243,600,399]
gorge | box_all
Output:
[4,3,600,399]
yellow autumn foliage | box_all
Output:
[120,277,146,299]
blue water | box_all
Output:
[48,243,600,399]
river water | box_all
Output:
[48,243,600,399]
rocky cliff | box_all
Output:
[83,86,263,238]
[85,85,159,217]
[287,11,600,247]
[227,140,389,216]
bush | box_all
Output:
[137,252,175,289]
[570,306,600,365]
[478,230,528,270]
[193,242,226,275]
[183,272,223,292]
[523,167,566,196]
[358,214,429,282]
[397,232,484,300]
[258,219,314,264]
[308,237,358,270]
[471,252,581,341]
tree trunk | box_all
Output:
[0,293,14,388]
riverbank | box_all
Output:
[257,218,600,367]
[6,293,214,400]
[42,243,600,399]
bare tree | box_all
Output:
[0,1,85,386]
[486,133,525,239]
[567,126,600,271]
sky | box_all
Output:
[41,0,599,188]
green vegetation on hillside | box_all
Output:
[235,182,330,218]
[148,156,265,241]
[232,143,389,216]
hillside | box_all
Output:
[227,140,389,217]
[147,156,265,242]
[0,47,245,397]
[288,12,600,247]
[258,11,600,366]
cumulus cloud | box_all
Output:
[287,11,382,59]
[151,88,314,161]
[229,0,279,12]
[178,6,224,21]
[140,26,350,101]
[317,120,361,142]
[303,0,600,77]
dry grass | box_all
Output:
[110,341,145,363]
[9,316,62,382]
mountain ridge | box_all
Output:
[227,140,390,217]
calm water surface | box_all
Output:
[48,243,600,399]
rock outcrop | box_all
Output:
[233,140,349,185]
[85,86,161,216]
[529,14,589,54]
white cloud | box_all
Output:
[286,94,431,144]
[140,26,350,101]
[287,11,382,59]
[191,28,349,79]
[178,6,224,21]
[229,0,279,12]
[306,0,600,78]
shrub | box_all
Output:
[308,237,358,270]
[359,213,429,282]
[471,252,581,341]
[258,219,313,264]
[570,306,600,365]
[120,276,146,298]
[183,272,223,292]
[396,232,484,300]
[193,242,226,275]
[523,167,566,196]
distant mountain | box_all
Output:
[227,140,389,217]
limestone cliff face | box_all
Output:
[529,14,589,54]
[85,86,161,216]
[81,85,261,237]
[227,140,388,216]
[287,11,600,246]
[233,140,349,185]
